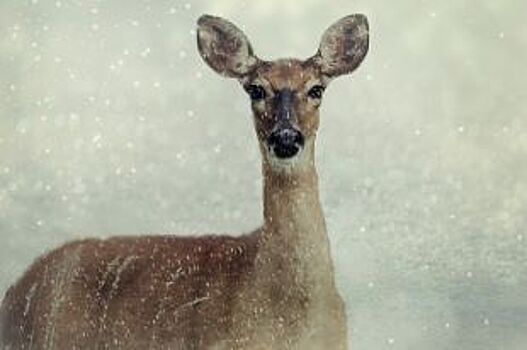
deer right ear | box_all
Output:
[197,15,259,79]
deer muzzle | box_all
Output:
[267,127,304,159]
[266,88,305,159]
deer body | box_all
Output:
[0,14,369,350]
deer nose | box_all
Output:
[267,128,305,159]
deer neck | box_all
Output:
[257,142,336,288]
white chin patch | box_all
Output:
[267,147,307,172]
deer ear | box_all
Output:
[197,15,259,79]
[312,14,369,78]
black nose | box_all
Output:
[267,128,305,159]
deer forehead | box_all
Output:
[252,59,320,91]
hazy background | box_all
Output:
[1,0,526,349]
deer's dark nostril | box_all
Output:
[267,128,305,159]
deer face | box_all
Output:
[197,14,369,167]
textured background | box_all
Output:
[1,0,526,349]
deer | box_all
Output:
[0,13,369,350]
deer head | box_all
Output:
[197,14,369,170]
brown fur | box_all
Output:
[1,235,260,349]
[0,14,369,349]
[246,60,322,142]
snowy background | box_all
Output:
[1,0,526,349]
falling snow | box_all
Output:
[0,1,526,350]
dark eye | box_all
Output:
[307,85,325,99]
[246,84,266,101]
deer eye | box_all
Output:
[307,85,325,99]
[245,84,266,101]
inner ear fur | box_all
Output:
[310,14,369,78]
[197,15,259,79]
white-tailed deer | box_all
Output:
[0,14,369,349]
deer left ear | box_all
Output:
[197,15,259,79]
[312,14,369,78]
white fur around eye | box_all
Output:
[304,79,325,106]
[245,79,274,105]
[252,99,267,112]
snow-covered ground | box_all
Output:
[1,0,526,349]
